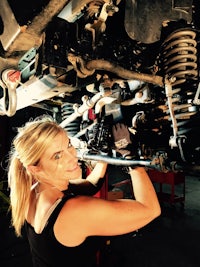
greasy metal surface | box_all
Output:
[5,0,71,56]
[0,0,71,71]
[125,0,193,43]
[0,0,20,51]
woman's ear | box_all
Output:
[27,165,41,175]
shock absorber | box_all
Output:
[160,28,199,161]
[61,102,81,137]
[160,28,199,130]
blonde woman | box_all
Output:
[8,116,160,267]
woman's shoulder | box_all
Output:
[27,187,65,233]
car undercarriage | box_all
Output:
[0,0,200,175]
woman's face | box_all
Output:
[36,131,82,186]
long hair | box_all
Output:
[8,116,64,236]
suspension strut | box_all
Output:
[160,28,199,160]
[161,28,198,87]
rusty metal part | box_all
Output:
[5,0,71,56]
[86,59,164,86]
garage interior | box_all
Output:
[1,1,200,267]
[0,108,200,267]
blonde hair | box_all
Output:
[8,115,65,236]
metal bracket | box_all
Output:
[0,0,20,51]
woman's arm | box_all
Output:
[83,167,161,236]
[68,162,107,195]
[55,167,161,247]
[85,161,107,185]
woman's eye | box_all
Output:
[54,153,61,160]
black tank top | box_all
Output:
[25,194,105,267]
